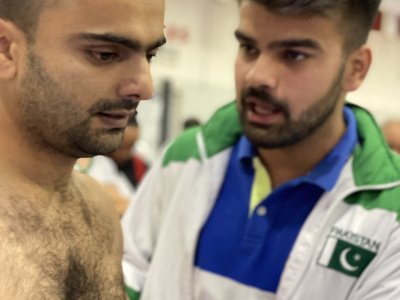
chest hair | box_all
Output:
[0,184,124,299]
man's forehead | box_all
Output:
[39,0,164,25]
[35,0,165,44]
[237,2,343,46]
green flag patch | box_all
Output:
[318,229,378,277]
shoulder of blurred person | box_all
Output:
[108,116,149,189]
[382,120,400,154]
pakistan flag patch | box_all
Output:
[318,227,379,277]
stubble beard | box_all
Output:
[16,50,126,158]
[239,65,345,149]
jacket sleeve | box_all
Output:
[349,224,400,299]
[125,286,140,300]
[121,157,167,298]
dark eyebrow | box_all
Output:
[234,30,255,44]
[269,39,322,51]
[235,30,321,51]
[77,33,167,51]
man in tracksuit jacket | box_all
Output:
[122,0,400,299]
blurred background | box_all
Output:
[136,0,400,164]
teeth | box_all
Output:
[253,104,273,115]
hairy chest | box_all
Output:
[0,192,125,299]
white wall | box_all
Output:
[348,0,400,124]
[349,31,400,125]
[153,0,239,133]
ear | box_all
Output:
[341,45,372,92]
[0,19,24,80]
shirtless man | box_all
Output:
[0,0,165,298]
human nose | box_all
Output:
[245,54,278,90]
[117,56,154,101]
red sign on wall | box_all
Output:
[166,25,191,45]
[372,11,382,31]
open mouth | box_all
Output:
[245,99,285,125]
[249,102,282,116]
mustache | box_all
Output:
[241,87,288,113]
[89,99,139,114]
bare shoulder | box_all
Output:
[73,170,123,251]
[74,169,124,254]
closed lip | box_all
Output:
[97,109,135,129]
[98,109,135,118]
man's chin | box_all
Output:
[77,141,123,157]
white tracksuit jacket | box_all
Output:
[122,102,400,300]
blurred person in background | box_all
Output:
[382,120,400,154]
[183,117,202,130]
[121,1,400,299]
[0,0,165,298]
[108,116,149,189]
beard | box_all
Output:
[16,50,136,158]
[238,65,345,149]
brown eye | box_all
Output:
[239,43,258,57]
[89,50,119,63]
[282,50,308,62]
[97,52,118,61]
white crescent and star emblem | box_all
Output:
[339,247,361,272]
[319,231,379,277]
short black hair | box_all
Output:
[238,0,381,52]
[183,117,201,129]
[0,0,57,43]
